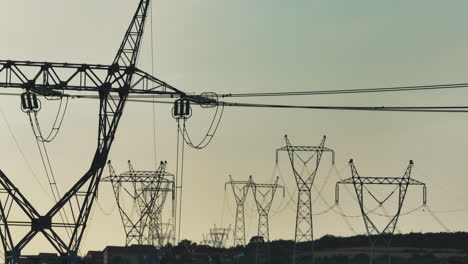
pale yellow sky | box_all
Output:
[1,0,468,256]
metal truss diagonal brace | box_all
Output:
[0,171,40,220]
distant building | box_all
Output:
[84,251,104,264]
[249,236,265,244]
[84,245,159,264]
[17,253,69,264]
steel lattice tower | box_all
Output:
[251,177,284,241]
[202,234,212,246]
[336,159,427,264]
[141,176,175,247]
[225,176,253,247]
[0,0,188,262]
[276,135,334,243]
[208,225,232,248]
[102,160,174,246]
[277,135,334,264]
[154,221,175,246]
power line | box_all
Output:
[77,95,468,113]
[3,80,468,101]
[217,102,468,113]
[3,92,468,113]
[217,82,468,98]
[75,94,468,113]
[65,81,468,99]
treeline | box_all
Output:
[314,232,468,250]
[162,232,468,264]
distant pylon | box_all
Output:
[251,177,284,241]
[336,159,427,264]
[209,225,232,248]
[141,176,175,247]
[225,175,253,246]
[102,160,173,246]
[277,135,334,264]
[202,234,211,246]
[276,135,334,243]
[156,220,174,246]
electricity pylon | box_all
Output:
[336,159,427,264]
[251,177,284,241]
[276,135,334,242]
[102,160,174,246]
[156,221,175,246]
[209,225,232,248]
[155,196,175,247]
[202,234,211,246]
[276,135,334,264]
[225,176,253,247]
[140,174,175,247]
[0,0,188,262]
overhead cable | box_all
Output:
[218,82,468,98]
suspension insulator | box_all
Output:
[335,184,340,205]
[173,99,191,119]
[20,92,40,112]
[423,185,427,206]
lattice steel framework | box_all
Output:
[251,177,284,241]
[276,135,335,243]
[336,159,427,264]
[102,161,173,246]
[141,178,175,247]
[0,0,188,262]
[208,225,231,248]
[225,176,252,247]
[153,221,174,247]
[202,234,211,246]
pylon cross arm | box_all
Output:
[277,146,334,152]
[0,60,185,97]
[338,177,425,185]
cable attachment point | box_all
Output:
[20,92,41,113]
[172,99,192,119]
[199,92,218,108]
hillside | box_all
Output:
[162,232,468,264]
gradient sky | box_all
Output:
[1,0,468,255]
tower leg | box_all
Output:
[293,187,314,264]
[234,203,246,246]
[258,212,269,241]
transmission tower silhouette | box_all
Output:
[102,160,174,247]
[0,0,189,261]
[276,135,334,240]
[225,175,253,247]
[202,234,212,246]
[336,159,427,264]
[251,177,284,242]
[157,221,175,247]
[208,225,232,248]
[141,175,175,247]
